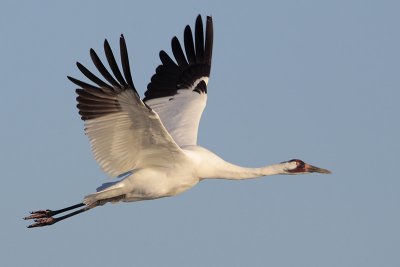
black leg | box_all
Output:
[24,195,126,228]
[26,205,92,228]
[24,203,85,220]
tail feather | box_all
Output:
[84,183,125,206]
[84,171,133,206]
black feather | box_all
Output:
[90,48,121,88]
[195,15,205,63]
[184,26,196,65]
[69,35,140,121]
[171,37,188,67]
[104,39,128,87]
[77,62,113,90]
[144,15,213,102]
[119,34,135,89]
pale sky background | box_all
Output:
[1,0,399,266]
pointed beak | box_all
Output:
[304,164,331,174]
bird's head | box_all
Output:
[281,159,331,174]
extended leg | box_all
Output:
[26,204,93,228]
[24,203,85,220]
[24,195,126,228]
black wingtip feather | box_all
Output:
[104,39,128,87]
[171,37,189,67]
[159,50,178,68]
[204,16,213,67]
[184,25,196,65]
[195,15,205,63]
[69,35,140,121]
[144,15,213,102]
[119,35,135,89]
[76,61,113,90]
[68,75,102,91]
[90,48,121,88]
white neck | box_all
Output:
[206,161,286,180]
[185,146,287,180]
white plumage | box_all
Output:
[146,87,207,147]
[25,15,330,228]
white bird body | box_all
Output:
[25,15,330,228]
[84,145,298,205]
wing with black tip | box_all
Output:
[144,15,213,147]
[68,35,184,177]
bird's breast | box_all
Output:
[123,166,199,200]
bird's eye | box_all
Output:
[288,159,304,167]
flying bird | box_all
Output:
[25,15,330,228]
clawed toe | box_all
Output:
[27,217,57,228]
[24,210,53,220]
[25,203,88,228]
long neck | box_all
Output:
[189,146,286,180]
[207,161,286,180]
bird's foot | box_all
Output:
[24,210,58,228]
[24,203,89,228]
[27,217,57,228]
[24,209,54,220]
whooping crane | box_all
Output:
[25,15,330,228]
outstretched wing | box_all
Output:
[144,15,213,147]
[68,35,185,177]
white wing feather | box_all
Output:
[69,16,213,178]
[144,16,213,146]
[146,88,207,147]
[84,90,185,177]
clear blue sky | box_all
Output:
[1,0,399,266]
